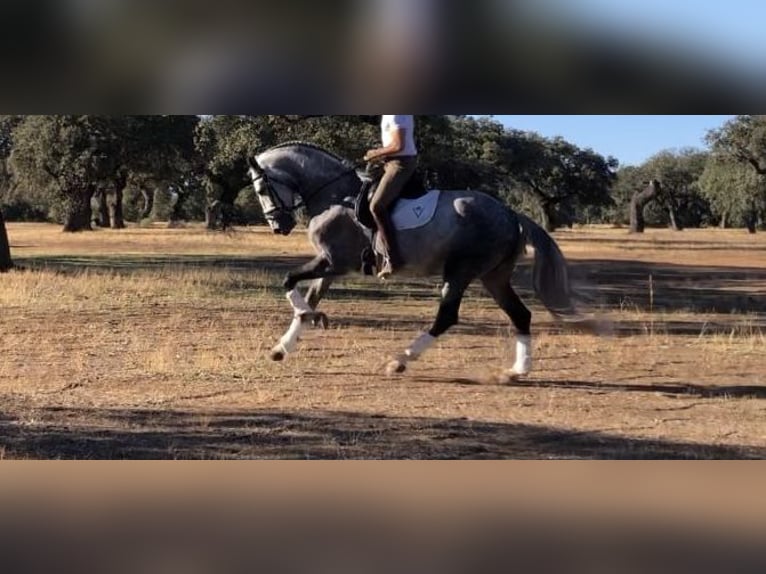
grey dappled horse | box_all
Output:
[247,141,588,377]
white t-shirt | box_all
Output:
[381,115,418,157]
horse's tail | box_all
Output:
[516,213,577,320]
[516,213,611,335]
[516,213,578,320]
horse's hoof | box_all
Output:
[385,359,407,376]
[270,349,285,362]
[498,368,528,384]
[501,372,518,384]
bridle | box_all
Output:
[248,156,367,219]
[248,164,296,219]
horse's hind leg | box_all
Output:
[481,266,533,378]
[386,272,472,375]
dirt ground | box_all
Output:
[1,223,764,459]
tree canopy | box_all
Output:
[9,116,199,231]
[3,115,765,233]
[706,115,766,175]
[699,154,765,232]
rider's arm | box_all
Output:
[364,127,405,162]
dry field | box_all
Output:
[1,222,765,459]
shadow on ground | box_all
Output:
[18,254,766,317]
[15,254,766,343]
[412,375,766,400]
[569,259,766,316]
[1,406,762,460]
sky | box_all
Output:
[528,0,765,76]
[476,116,735,167]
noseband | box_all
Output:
[250,168,297,219]
[251,159,366,218]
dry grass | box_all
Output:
[1,222,765,459]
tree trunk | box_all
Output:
[205,179,223,230]
[205,174,244,230]
[107,188,125,229]
[63,189,94,232]
[95,191,110,227]
[719,212,727,229]
[168,189,185,227]
[0,208,13,272]
[219,188,240,230]
[107,171,127,229]
[205,200,222,230]
[665,190,682,231]
[667,205,682,231]
[539,201,557,232]
[745,209,757,234]
[629,180,658,233]
[140,186,154,220]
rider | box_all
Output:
[363,115,418,279]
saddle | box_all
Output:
[354,165,432,276]
[354,166,429,231]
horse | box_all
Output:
[246,141,592,377]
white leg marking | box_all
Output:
[277,315,305,355]
[387,332,436,375]
[511,334,532,375]
[287,289,312,315]
[272,290,313,358]
[405,332,436,360]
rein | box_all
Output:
[253,141,371,216]
[264,159,368,214]
[299,160,367,206]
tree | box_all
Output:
[415,115,505,192]
[10,116,122,231]
[195,115,378,229]
[1,116,21,195]
[501,131,618,231]
[1,117,24,237]
[119,115,200,227]
[0,117,17,270]
[10,116,200,231]
[706,115,766,176]
[705,115,766,231]
[635,149,710,231]
[629,179,660,233]
[608,165,646,227]
[195,116,264,229]
[699,154,765,233]
[85,115,200,228]
[0,207,12,271]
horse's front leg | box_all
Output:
[306,276,335,313]
[270,256,336,361]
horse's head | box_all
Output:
[247,156,298,236]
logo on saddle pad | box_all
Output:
[391,190,441,231]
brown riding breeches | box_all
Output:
[370,156,418,213]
